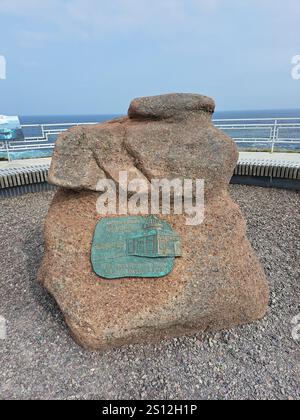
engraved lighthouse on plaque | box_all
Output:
[126,216,181,258]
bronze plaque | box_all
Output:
[91,215,181,279]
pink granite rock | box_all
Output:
[39,93,269,350]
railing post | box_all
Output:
[271,119,278,154]
[5,140,11,162]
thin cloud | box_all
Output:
[0,0,61,15]
[1,0,299,40]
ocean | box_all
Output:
[1,109,300,160]
[19,108,300,124]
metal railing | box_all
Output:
[214,117,300,153]
[0,122,97,161]
[1,118,300,161]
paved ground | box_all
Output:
[239,152,300,164]
[0,185,299,400]
[0,157,51,170]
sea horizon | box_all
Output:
[17,108,300,124]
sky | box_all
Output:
[0,0,300,115]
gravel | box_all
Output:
[0,185,299,400]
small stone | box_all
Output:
[128,93,215,119]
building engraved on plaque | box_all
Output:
[91,215,181,279]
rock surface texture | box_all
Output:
[39,93,269,351]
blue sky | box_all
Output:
[0,0,299,115]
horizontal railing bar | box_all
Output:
[233,138,274,141]
[213,117,300,122]
[1,145,55,151]
[216,124,300,128]
[275,137,300,143]
[2,140,300,151]
[217,124,300,129]
[234,141,300,144]
[21,122,98,128]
